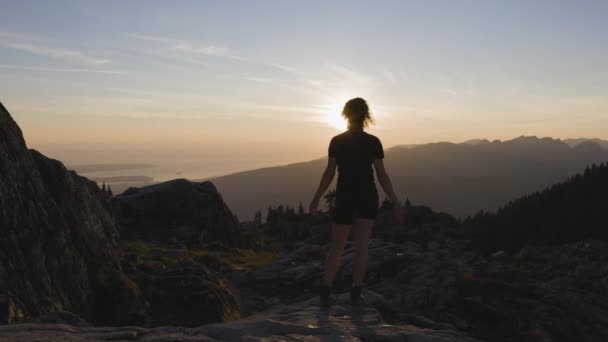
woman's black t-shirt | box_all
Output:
[328,130,384,194]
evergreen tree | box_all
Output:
[297,201,305,216]
[323,189,337,213]
[254,210,262,225]
[266,206,276,225]
[464,162,608,253]
[260,200,314,243]
[380,197,392,210]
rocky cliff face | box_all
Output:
[0,102,145,325]
[113,179,240,247]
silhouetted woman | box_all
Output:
[309,97,404,306]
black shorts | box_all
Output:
[332,187,379,224]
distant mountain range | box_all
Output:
[466,137,608,148]
[562,138,608,149]
[400,138,608,149]
[209,136,608,220]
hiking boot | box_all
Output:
[319,285,333,307]
[350,285,364,304]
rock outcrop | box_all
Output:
[111,179,244,326]
[120,241,240,327]
[0,102,145,325]
[114,179,239,247]
[0,291,478,341]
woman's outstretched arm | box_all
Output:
[309,157,337,214]
[373,159,405,224]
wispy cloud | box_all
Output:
[0,31,40,41]
[0,63,124,74]
[128,32,332,96]
[241,76,276,84]
[380,69,398,84]
[268,62,307,76]
[126,32,385,103]
[129,32,233,58]
[125,33,178,44]
[128,32,305,73]
[0,31,110,66]
[0,42,110,66]
[326,63,376,86]
[170,42,230,56]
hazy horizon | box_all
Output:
[43,134,608,195]
[30,133,608,167]
[1,1,607,167]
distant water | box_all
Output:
[71,159,296,189]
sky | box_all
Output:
[1,0,607,166]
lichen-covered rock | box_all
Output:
[0,102,145,325]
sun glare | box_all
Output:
[324,100,348,131]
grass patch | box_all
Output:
[221,248,280,271]
[121,239,280,273]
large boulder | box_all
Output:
[0,102,145,325]
[114,179,240,247]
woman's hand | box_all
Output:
[393,204,405,225]
[310,158,337,216]
[309,197,320,215]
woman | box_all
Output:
[309,97,404,306]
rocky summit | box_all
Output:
[241,227,608,341]
[4,225,608,341]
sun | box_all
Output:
[323,100,348,131]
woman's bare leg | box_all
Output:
[322,223,351,287]
[352,218,374,286]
